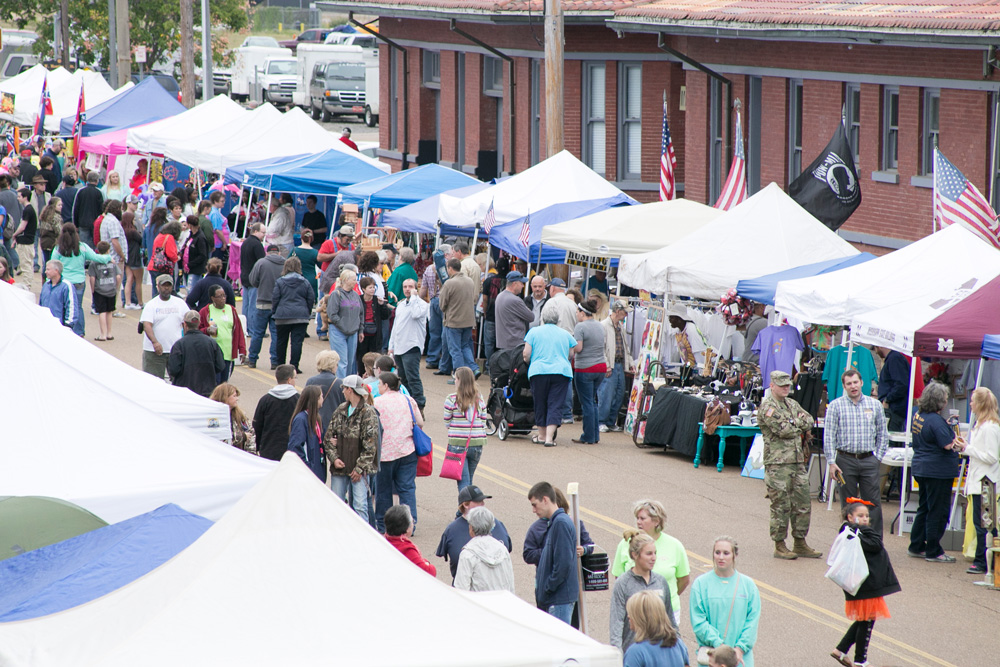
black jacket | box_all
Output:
[305,371,344,434]
[40,168,59,195]
[185,274,236,312]
[271,272,315,321]
[184,229,212,276]
[240,235,266,286]
[55,186,77,221]
[19,159,37,187]
[167,329,225,398]
[840,523,901,601]
[72,184,104,234]
[253,388,300,461]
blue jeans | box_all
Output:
[242,286,257,319]
[33,236,40,271]
[563,377,574,422]
[598,364,626,428]
[247,307,277,365]
[375,451,418,532]
[574,371,604,443]
[329,327,358,378]
[482,320,496,373]
[547,603,575,625]
[3,238,18,272]
[444,326,479,374]
[447,444,482,492]
[380,317,390,354]
[394,347,426,408]
[70,282,85,337]
[427,296,445,368]
[188,273,204,293]
[330,475,369,521]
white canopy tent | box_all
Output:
[125,94,247,155]
[541,198,723,257]
[0,336,274,524]
[43,69,117,132]
[0,65,73,127]
[0,454,621,667]
[162,102,284,171]
[437,150,633,229]
[0,283,230,439]
[617,182,859,299]
[774,224,1000,325]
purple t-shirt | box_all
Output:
[751,324,804,383]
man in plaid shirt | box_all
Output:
[824,368,889,534]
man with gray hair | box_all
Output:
[388,277,429,410]
[454,506,515,593]
[167,310,225,397]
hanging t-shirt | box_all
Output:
[822,344,878,402]
[751,324,804,383]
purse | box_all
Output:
[405,397,433,457]
[697,573,740,666]
[416,452,433,477]
[440,404,478,480]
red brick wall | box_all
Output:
[564,59,582,159]
[761,76,789,190]
[439,52,457,164]
[684,70,709,203]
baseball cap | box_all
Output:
[505,270,528,283]
[770,370,793,387]
[342,374,370,396]
[183,310,201,324]
[149,181,164,192]
[338,224,355,237]
[155,273,174,286]
[458,485,492,504]
[611,300,632,313]
[548,277,566,288]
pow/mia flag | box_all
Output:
[788,123,861,231]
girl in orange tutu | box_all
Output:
[830,498,900,667]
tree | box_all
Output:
[0,0,249,72]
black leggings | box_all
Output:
[837,620,874,663]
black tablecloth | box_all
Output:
[643,387,744,458]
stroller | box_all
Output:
[486,344,535,440]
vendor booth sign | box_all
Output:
[566,251,610,272]
[624,305,665,441]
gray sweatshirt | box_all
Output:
[249,254,286,308]
[453,536,515,593]
[609,569,675,651]
[326,286,363,335]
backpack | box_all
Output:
[151,241,173,273]
[181,237,192,273]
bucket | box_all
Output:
[581,551,610,591]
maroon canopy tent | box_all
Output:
[913,274,1000,358]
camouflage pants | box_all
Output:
[764,462,812,541]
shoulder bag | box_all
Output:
[406,397,433,457]
[440,404,477,480]
[696,573,740,666]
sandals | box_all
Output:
[94,336,107,342]
[830,651,852,667]
[531,435,557,448]
[106,336,115,341]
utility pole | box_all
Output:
[115,0,131,87]
[180,0,196,107]
[201,0,213,101]
[108,0,118,85]
[60,0,69,67]
[544,0,564,157]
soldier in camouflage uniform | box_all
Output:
[757,370,823,560]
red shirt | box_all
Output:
[385,534,436,576]
[318,238,354,271]
[339,136,359,151]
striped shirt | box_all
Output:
[443,394,488,440]
[823,393,889,462]
[422,264,440,300]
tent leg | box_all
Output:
[434,222,442,251]
[471,224,480,258]
[568,484,587,635]
[236,185,247,238]
[898,356,918,537]
[844,337,854,371]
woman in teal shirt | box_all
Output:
[689,536,760,667]
[292,228,319,300]
[51,223,111,337]
[523,308,581,447]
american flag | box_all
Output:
[518,210,531,248]
[483,198,496,234]
[659,100,677,201]
[4,127,14,156]
[715,110,747,210]
[33,74,52,140]
[934,148,1000,249]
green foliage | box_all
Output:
[0,0,250,70]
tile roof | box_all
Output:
[615,0,1000,32]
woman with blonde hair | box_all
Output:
[966,386,1000,574]
[101,170,126,202]
[611,499,691,626]
[623,589,689,667]
[611,530,675,653]
[690,536,759,667]
[210,383,256,454]
[442,365,488,492]
[587,288,609,321]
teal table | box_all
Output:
[694,423,761,472]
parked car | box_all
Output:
[258,57,298,104]
[240,36,281,49]
[131,72,182,103]
[279,29,335,53]
[309,61,366,121]
[323,33,379,53]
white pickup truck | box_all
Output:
[229,39,294,102]
[292,44,364,109]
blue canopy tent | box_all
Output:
[243,149,388,196]
[0,504,211,622]
[59,77,186,136]
[983,335,1000,360]
[381,182,492,238]
[735,253,877,305]
[339,163,479,213]
[224,153,313,185]
[488,197,635,263]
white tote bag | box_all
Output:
[825,528,869,596]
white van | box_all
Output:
[293,44,363,108]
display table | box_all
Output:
[643,386,743,458]
[694,424,761,472]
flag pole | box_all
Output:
[932,143,938,234]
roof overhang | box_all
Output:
[316,1,613,25]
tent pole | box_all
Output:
[897,355,918,537]
[471,223,480,259]
[567,483,587,635]
[945,360,983,532]
[264,191,273,232]
[236,184,247,238]
[844,337,854,371]
[434,222,442,251]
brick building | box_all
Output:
[318,0,1000,251]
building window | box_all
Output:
[582,62,606,174]
[389,49,398,150]
[845,83,861,163]
[922,88,940,175]
[746,76,762,195]
[484,56,503,97]
[422,50,440,88]
[882,86,899,170]
[530,59,541,166]
[709,78,724,202]
[618,63,642,180]
[788,79,803,181]
[456,53,465,167]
